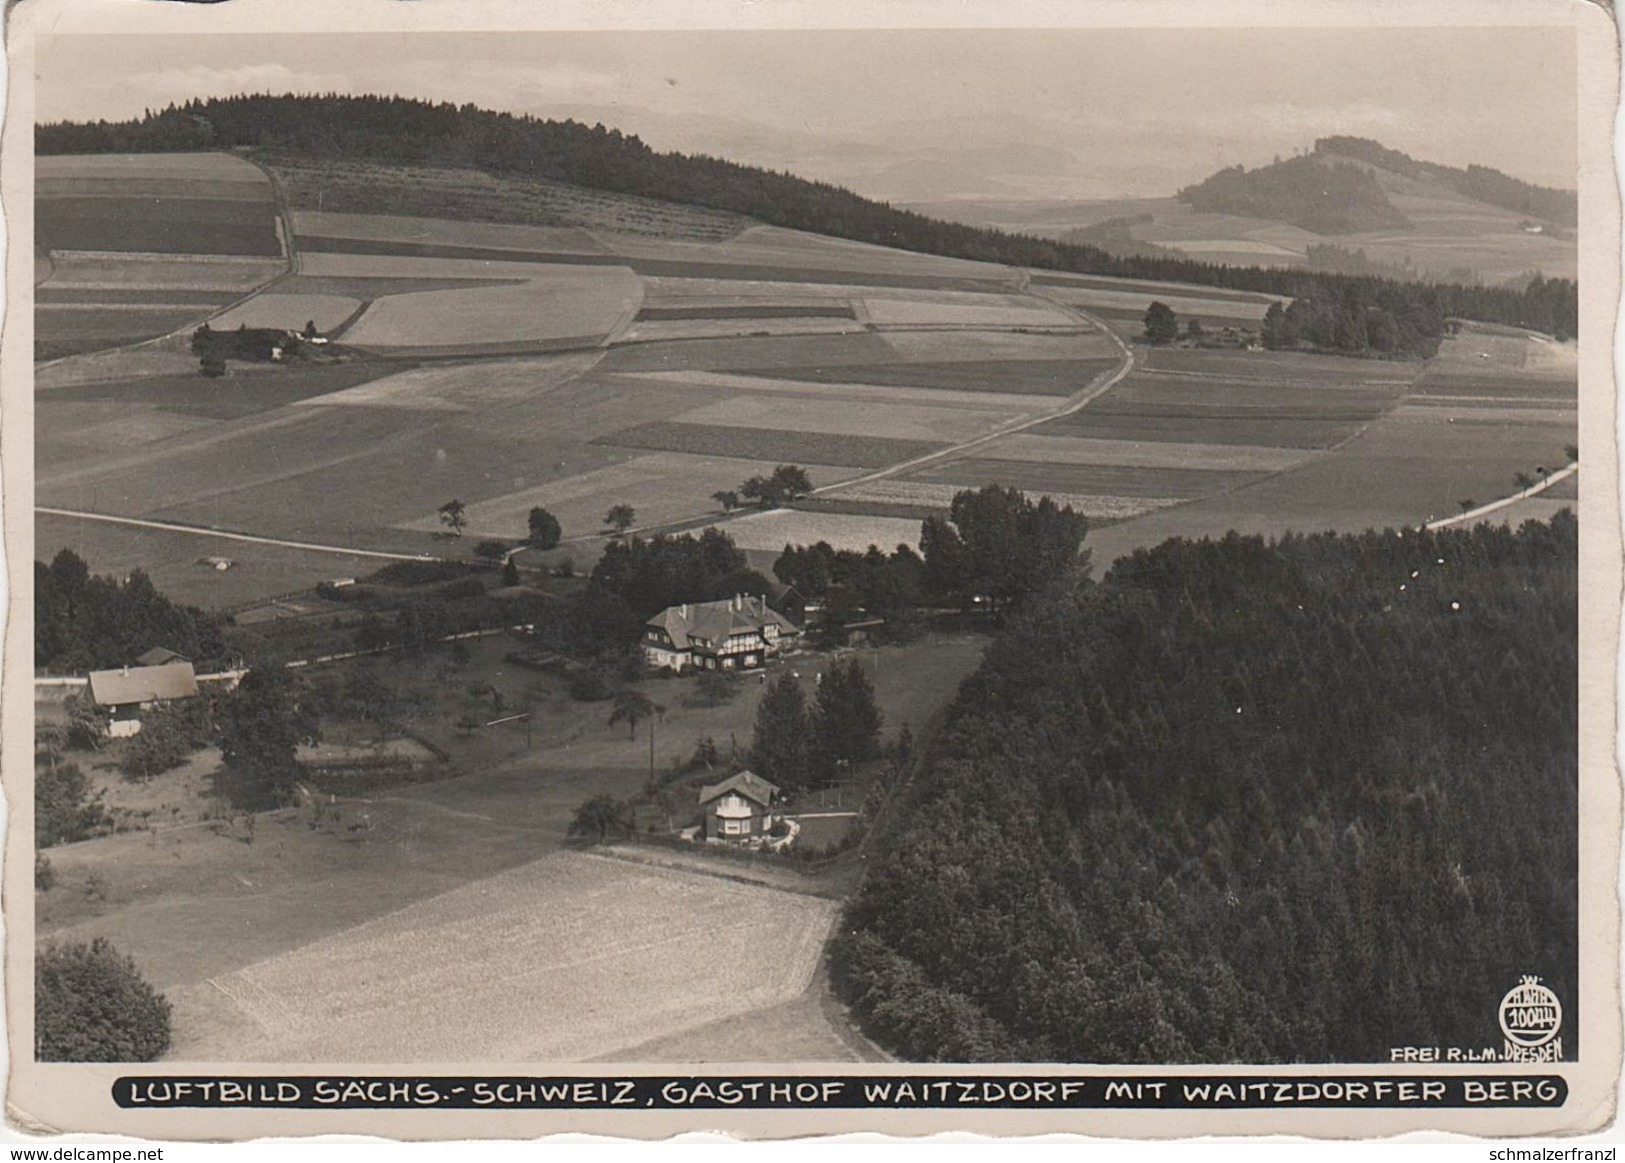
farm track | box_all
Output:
[33,507,435,563]
[569,282,1135,546]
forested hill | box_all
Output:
[833,516,1577,1062]
[36,95,1576,346]
[1316,136,1577,227]
[1178,139,1577,234]
[1179,155,1412,235]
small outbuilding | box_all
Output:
[697,769,781,842]
[135,646,190,668]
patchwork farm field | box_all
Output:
[36,154,287,359]
[35,173,1574,624]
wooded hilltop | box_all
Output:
[832,515,1578,1062]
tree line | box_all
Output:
[36,549,224,674]
[831,514,1578,1062]
[35,95,1577,347]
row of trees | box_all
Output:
[831,514,1578,1062]
[36,549,222,674]
[34,96,1577,344]
[714,465,813,512]
[749,659,884,793]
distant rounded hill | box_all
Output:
[1178,153,1412,235]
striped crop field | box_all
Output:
[672,394,1018,443]
[341,266,641,351]
[597,421,945,469]
[36,154,287,358]
[207,293,365,333]
[738,358,1120,396]
[168,852,840,1062]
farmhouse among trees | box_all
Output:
[86,661,200,738]
[740,465,814,508]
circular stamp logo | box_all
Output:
[1498,976,1562,1048]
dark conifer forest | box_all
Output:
[832,515,1577,1062]
[35,95,1579,348]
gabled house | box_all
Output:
[135,646,189,668]
[698,769,781,842]
[643,594,798,673]
[87,661,199,737]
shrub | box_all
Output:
[37,762,109,848]
[36,938,172,1061]
[367,560,470,587]
[568,669,613,703]
[35,852,56,891]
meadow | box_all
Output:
[39,635,985,1061]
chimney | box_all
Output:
[680,603,689,619]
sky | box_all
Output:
[34,27,1578,202]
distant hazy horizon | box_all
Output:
[36,28,1577,202]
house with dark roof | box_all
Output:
[135,646,189,668]
[87,661,199,738]
[643,594,798,673]
[698,769,781,842]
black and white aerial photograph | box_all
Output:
[10,0,1620,1143]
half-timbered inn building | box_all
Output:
[642,594,797,672]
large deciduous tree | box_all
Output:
[217,668,319,806]
[1143,301,1179,345]
[527,506,563,550]
[438,499,467,537]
